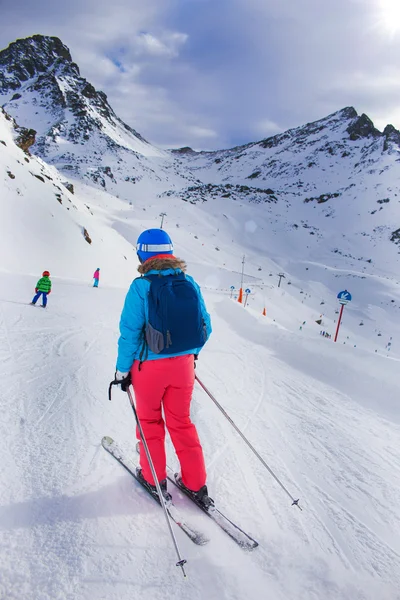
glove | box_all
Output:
[194,354,198,369]
[35,288,38,293]
[115,370,131,392]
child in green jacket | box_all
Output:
[31,271,52,308]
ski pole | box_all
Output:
[126,386,188,577]
[195,375,302,511]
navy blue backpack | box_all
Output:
[142,272,207,357]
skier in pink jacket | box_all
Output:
[93,268,100,288]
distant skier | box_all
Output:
[113,228,212,504]
[31,271,52,308]
[93,268,100,288]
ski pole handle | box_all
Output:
[108,380,116,401]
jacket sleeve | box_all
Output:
[116,279,147,372]
[187,276,212,343]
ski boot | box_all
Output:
[136,468,172,504]
[175,474,214,510]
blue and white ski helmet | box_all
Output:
[136,229,174,262]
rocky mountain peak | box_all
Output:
[381,123,400,152]
[0,34,190,195]
[256,107,360,152]
[346,113,381,141]
[0,35,79,94]
[383,123,400,142]
[338,106,358,120]
[0,34,151,163]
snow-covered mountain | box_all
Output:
[2,35,400,281]
[0,35,196,197]
[179,106,400,191]
[168,107,400,278]
[1,34,400,600]
[1,33,400,293]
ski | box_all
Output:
[169,471,259,550]
[102,436,209,546]
[136,442,258,550]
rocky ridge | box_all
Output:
[0,35,196,194]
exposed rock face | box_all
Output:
[15,127,36,153]
[0,106,36,152]
[346,113,381,141]
[171,147,197,155]
[390,228,400,246]
[0,35,77,94]
[383,124,400,151]
[83,227,92,244]
[339,106,358,120]
[383,124,400,141]
[62,181,74,194]
[0,106,13,123]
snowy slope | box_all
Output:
[0,107,139,283]
[1,122,400,597]
[1,33,400,600]
[1,271,399,600]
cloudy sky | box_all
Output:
[1,0,400,150]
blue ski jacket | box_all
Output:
[116,257,212,372]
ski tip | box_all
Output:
[102,436,114,448]
[250,540,259,550]
[197,535,210,547]
[238,539,259,551]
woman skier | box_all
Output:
[31,271,52,308]
[113,228,212,505]
[93,268,100,287]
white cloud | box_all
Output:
[134,31,188,58]
[187,125,217,139]
[253,119,283,138]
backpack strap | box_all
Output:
[136,274,159,369]
[138,326,148,370]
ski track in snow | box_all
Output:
[2,82,400,599]
[0,281,400,600]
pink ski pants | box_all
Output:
[131,355,206,491]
